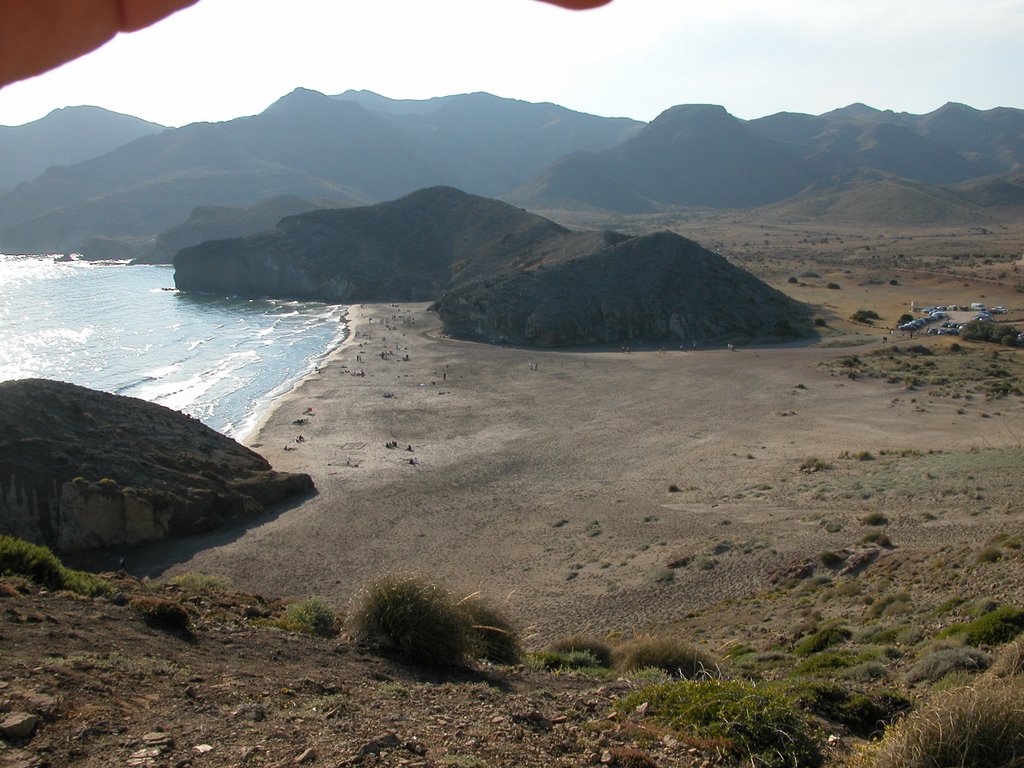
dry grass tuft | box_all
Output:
[613,635,719,678]
[868,680,1024,768]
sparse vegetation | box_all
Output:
[267,598,341,638]
[461,598,522,665]
[619,679,822,768]
[168,572,232,592]
[867,680,1024,768]
[0,535,110,597]
[905,645,990,684]
[614,636,719,678]
[938,605,1024,646]
[800,456,832,473]
[785,680,909,737]
[794,623,852,656]
[549,636,614,668]
[130,595,191,632]
[350,574,472,666]
[851,309,881,324]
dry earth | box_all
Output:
[99,266,1024,646]
[7,240,1024,768]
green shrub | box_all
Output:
[549,635,614,668]
[461,599,521,665]
[60,569,112,598]
[792,651,857,676]
[786,680,908,738]
[168,572,232,592]
[905,645,989,683]
[851,309,881,324]
[794,623,852,656]
[819,548,843,569]
[841,661,889,682]
[270,598,340,638]
[0,535,65,589]
[867,592,912,619]
[939,605,1024,646]
[867,680,1024,768]
[0,535,110,597]
[861,512,889,526]
[350,574,471,666]
[614,636,719,678]
[827,282,841,290]
[959,320,1021,345]
[618,679,822,768]
[860,531,894,547]
[130,596,191,632]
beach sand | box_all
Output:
[145,302,1024,642]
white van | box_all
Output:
[970,302,986,311]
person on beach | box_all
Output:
[1,0,612,88]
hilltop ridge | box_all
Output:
[174,187,811,347]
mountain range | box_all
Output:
[0,91,1021,258]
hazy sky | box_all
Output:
[0,0,1021,128]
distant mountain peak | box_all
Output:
[824,103,887,121]
[262,87,333,114]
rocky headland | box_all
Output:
[0,379,313,553]
[174,186,810,346]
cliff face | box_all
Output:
[0,379,313,552]
[175,186,811,346]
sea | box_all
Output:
[0,254,348,439]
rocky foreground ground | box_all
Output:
[2,574,845,768]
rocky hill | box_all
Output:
[0,379,313,553]
[174,187,810,347]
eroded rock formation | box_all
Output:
[0,379,313,552]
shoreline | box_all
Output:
[239,305,353,443]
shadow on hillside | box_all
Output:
[64,489,317,578]
[439,327,824,354]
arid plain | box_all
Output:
[136,213,1024,649]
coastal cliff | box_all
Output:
[175,187,810,347]
[0,379,313,552]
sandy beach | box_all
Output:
[144,302,1024,642]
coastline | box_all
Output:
[161,302,1024,641]
[239,306,353,443]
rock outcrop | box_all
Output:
[175,187,810,347]
[0,379,313,552]
[433,230,804,346]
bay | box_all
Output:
[0,255,347,439]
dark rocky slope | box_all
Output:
[0,379,313,552]
[175,187,810,347]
